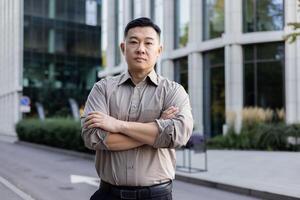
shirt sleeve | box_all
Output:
[81,80,109,150]
[153,84,193,148]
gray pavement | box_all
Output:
[0,181,23,200]
[0,141,260,200]
[175,149,300,200]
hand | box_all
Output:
[160,106,179,119]
[84,111,121,133]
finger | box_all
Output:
[165,107,179,115]
[85,113,102,121]
[84,119,95,127]
[84,117,101,127]
[88,122,102,129]
[163,107,176,115]
[165,110,179,119]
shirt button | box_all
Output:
[133,105,137,108]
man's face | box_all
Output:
[121,27,162,73]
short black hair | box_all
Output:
[124,17,161,39]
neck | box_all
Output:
[129,69,152,85]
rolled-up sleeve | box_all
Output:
[153,84,193,148]
[81,80,109,150]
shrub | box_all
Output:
[16,118,92,153]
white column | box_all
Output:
[285,0,299,123]
[188,53,203,133]
[225,45,243,132]
[106,0,116,69]
[224,0,243,133]
[161,60,174,81]
[162,0,174,52]
[189,0,202,45]
[0,0,22,141]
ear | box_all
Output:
[157,45,163,57]
[120,42,125,55]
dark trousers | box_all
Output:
[90,181,173,200]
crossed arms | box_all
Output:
[82,107,178,151]
[81,81,193,151]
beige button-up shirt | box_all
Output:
[81,70,193,186]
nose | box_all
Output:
[136,43,146,54]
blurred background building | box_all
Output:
[0,0,102,141]
[0,0,299,140]
[99,0,299,138]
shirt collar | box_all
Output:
[118,70,159,86]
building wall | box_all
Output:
[0,0,23,141]
[99,0,300,137]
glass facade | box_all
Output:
[203,49,225,137]
[243,0,284,32]
[203,0,224,40]
[243,42,284,109]
[174,57,188,93]
[174,0,190,48]
[23,0,101,117]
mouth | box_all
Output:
[134,57,147,62]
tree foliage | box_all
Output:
[285,0,300,43]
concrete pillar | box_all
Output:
[225,45,243,132]
[188,53,203,133]
[223,0,243,133]
[0,0,23,141]
[285,0,300,123]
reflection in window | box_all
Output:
[203,49,225,137]
[24,0,49,17]
[243,42,284,109]
[243,0,284,32]
[203,0,224,40]
[174,57,188,93]
[174,0,190,48]
[25,23,48,52]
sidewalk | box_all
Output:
[175,150,300,200]
[5,140,300,200]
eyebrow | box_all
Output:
[128,36,155,40]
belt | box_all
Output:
[100,180,172,200]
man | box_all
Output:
[81,17,193,200]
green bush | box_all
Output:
[16,118,93,153]
[207,123,299,151]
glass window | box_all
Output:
[55,29,66,54]
[203,49,225,137]
[24,0,49,17]
[243,0,284,32]
[26,23,48,52]
[174,0,190,48]
[174,57,188,93]
[203,0,224,40]
[243,42,284,109]
[56,0,68,21]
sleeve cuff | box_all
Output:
[153,119,174,148]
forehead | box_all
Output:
[126,27,159,40]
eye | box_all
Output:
[129,40,138,44]
[145,42,153,45]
